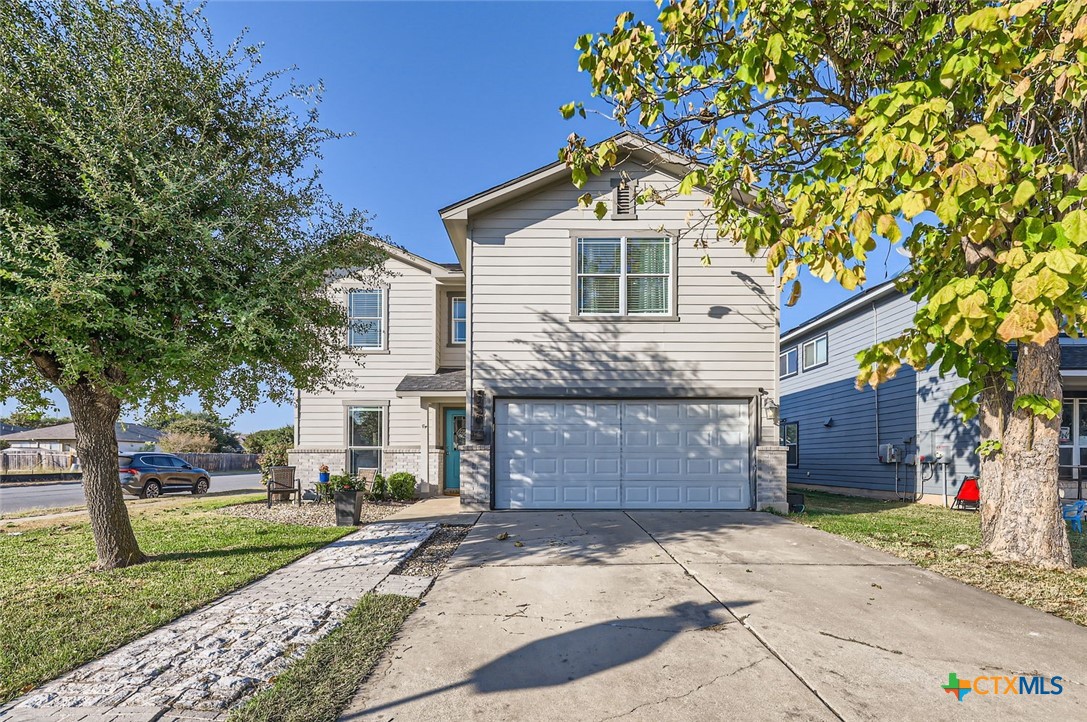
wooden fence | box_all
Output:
[0,450,76,474]
[0,450,258,474]
[173,453,259,471]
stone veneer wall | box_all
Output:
[382,448,422,478]
[288,448,346,491]
[459,444,491,510]
[290,447,450,497]
[755,445,788,513]
[429,448,445,496]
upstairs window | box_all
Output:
[348,289,385,350]
[801,333,828,371]
[576,237,672,317]
[450,296,467,345]
[780,347,798,378]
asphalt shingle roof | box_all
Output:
[1064,344,1087,370]
[0,422,161,443]
[395,368,466,393]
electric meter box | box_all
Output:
[878,443,900,464]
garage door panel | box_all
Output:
[495,399,750,510]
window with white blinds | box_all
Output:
[576,237,671,316]
[348,289,385,349]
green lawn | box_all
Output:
[791,490,1087,626]
[229,594,419,722]
[0,494,353,704]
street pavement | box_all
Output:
[0,472,264,515]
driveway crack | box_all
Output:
[818,631,903,656]
[623,512,845,722]
[598,659,766,721]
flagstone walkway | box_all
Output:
[0,521,439,722]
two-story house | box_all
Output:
[779,278,1087,504]
[291,134,788,511]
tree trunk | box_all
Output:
[65,382,146,569]
[977,373,1010,548]
[979,335,1071,570]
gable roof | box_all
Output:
[438,132,700,220]
[0,422,161,443]
[780,277,906,345]
[374,240,463,279]
[438,132,760,263]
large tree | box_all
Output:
[0,0,383,568]
[564,0,1087,568]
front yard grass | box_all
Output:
[0,493,353,704]
[228,594,419,722]
[791,490,1087,626]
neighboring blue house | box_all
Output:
[779,278,1087,504]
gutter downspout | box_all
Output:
[873,303,880,451]
[294,389,301,448]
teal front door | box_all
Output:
[444,408,466,492]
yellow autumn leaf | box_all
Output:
[900,192,926,219]
[997,303,1039,341]
[957,290,988,319]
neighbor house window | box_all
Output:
[780,347,798,378]
[348,289,385,349]
[347,406,383,472]
[781,422,799,467]
[576,237,671,316]
[450,296,467,344]
[801,334,828,370]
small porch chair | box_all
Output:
[266,465,301,508]
[1063,500,1087,534]
[952,476,981,511]
[355,468,377,496]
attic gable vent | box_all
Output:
[612,179,637,219]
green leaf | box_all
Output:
[1063,209,1087,243]
[678,169,706,195]
[593,201,608,220]
[1012,180,1036,208]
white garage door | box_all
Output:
[495,399,750,509]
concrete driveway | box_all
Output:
[342,511,1087,721]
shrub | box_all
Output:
[369,473,389,501]
[386,472,416,501]
[257,442,290,484]
[159,430,215,453]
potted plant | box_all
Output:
[318,464,330,483]
[330,472,363,526]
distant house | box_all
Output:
[0,422,28,436]
[0,422,161,453]
[779,278,1087,504]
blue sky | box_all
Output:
[3,1,907,432]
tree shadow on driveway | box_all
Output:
[345,600,751,718]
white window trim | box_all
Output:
[780,347,799,378]
[347,288,387,351]
[450,295,467,345]
[801,333,828,371]
[781,421,799,468]
[346,405,384,472]
[575,236,673,317]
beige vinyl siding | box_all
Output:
[297,256,438,449]
[438,287,467,369]
[468,164,777,400]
